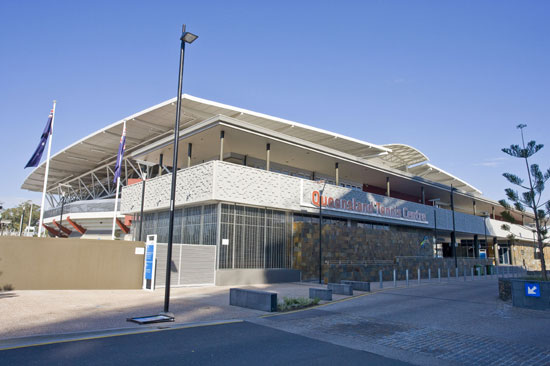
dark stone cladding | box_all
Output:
[499,278,512,301]
[292,222,490,282]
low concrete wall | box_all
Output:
[341,280,371,292]
[511,279,550,310]
[327,283,353,295]
[309,288,332,301]
[229,288,277,312]
[215,268,300,286]
[0,237,144,290]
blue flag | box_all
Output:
[113,123,126,183]
[25,110,53,168]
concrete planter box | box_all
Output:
[229,288,278,312]
[510,279,550,310]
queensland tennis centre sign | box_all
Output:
[310,190,428,224]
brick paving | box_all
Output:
[252,280,550,366]
[256,310,550,366]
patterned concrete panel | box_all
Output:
[121,161,486,236]
[213,162,302,210]
[121,161,214,213]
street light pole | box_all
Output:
[162,24,198,316]
[428,198,440,255]
[450,185,457,269]
[138,172,147,242]
[59,191,66,226]
[318,180,326,284]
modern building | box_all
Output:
[22,95,548,285]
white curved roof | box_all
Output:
[408,163,482,195]
[22,95,390,192]
[379,143,429,169]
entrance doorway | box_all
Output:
[498,245,510,265]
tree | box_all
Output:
[499,124,550,280]
[0,201,40,235]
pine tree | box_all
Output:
[499,124,549,280]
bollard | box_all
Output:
[428,268,431,281]
[393,269,396,288]
[496,266,499,278]
[438,268,441,282]
[447,268,451,282]
[455,267,459,280]
[471,267,474,280]
[464,267,467,281]
[417,268,421,284]
[379,270,383,289]
[406,269,409,287]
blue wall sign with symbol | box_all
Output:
[145,244,155,280]
[525,282,540,297]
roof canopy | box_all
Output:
[22,95,390,192]
[408,163,481,195]
[379,144,428,169]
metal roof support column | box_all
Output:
[106,167,111,193]
[473,200,476,216]
[266,143,271,171]
[335,162,339,186]
[421,186,425,205]
[187,143,192,168]
[474,234,479,258]
[386,177,390,197]
[219,131,225,161]
[124,159,128,186]
[158,154,164,177]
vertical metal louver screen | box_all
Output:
[138,204,217,245]
[155,244,216,287]
[219,204,291,269]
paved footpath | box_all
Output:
[252,278,550,366]
[2,275,549,365]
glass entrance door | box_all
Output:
[499,246,510,265]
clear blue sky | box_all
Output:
[1,0,549,209]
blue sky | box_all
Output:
[1,0,549,209]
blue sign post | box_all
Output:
[525,282,541,297]
[143,235,157,290]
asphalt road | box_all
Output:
[0,321,412,366]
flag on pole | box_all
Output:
[25,110,54,168]
[113,123,127,183]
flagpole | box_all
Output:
[111,120,126,240]
[38,100,56,237]
[111,176,121,240]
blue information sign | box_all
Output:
[145,244,155,280]
[525,282,541,297]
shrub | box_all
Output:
[277,296,320,312]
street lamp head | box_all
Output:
[182,32,198,44]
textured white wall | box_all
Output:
[121,161,487,235]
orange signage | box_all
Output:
[311,190,427,223]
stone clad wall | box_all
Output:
[292,222,434,281]
[292,222,490,282]
[510,242,550,271]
